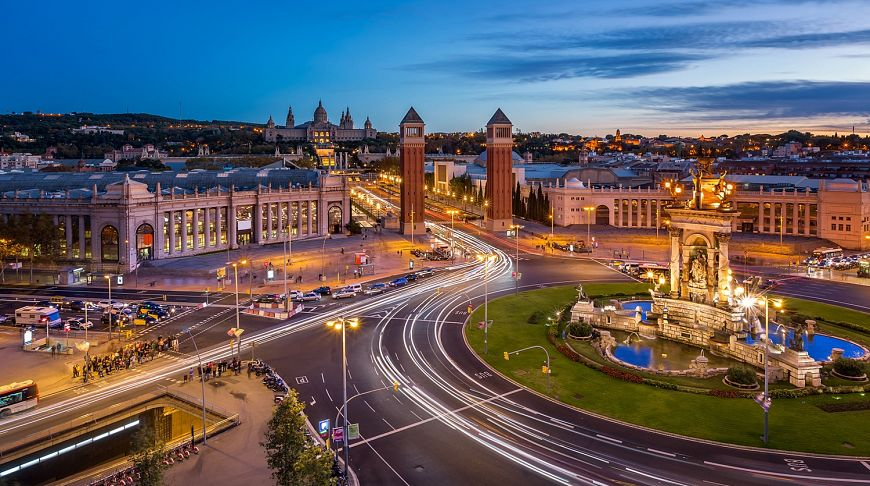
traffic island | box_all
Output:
[463,283,870,456]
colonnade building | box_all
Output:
[544,176,870,250]
[0,169,350,272]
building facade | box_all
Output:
[0,169,350,272]
[104,144,168,162]
[543,177,870,250]
[264,101,376,143]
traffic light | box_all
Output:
[393,381,400,392]
[503,352,510,361]
[542,365,549,375]
[467,305,473,314]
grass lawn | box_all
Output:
[465,284,870,456]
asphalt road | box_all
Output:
[1,219,868,485]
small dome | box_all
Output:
[314,100,328,124]
[565,177,585,189]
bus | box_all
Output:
[805,247,843,266]
[14,306,62,328]
[0,380,39,417]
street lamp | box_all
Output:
[327,316,359,481]
[509,224,523,294]
[283,228,292,313]
[476,254,496,354]
[184,328,208,444]
[583,206,595,251]
[232,260,245,334]
[104,274,113,339]
[548,211,554,241]
[737,288,783,445]
[446,209,458,260]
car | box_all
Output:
[332,289,356,299]
[0,315,10,325]
[255,293,285,304]
[101,313,129,325]
[66,317,93,330]
[98,300,126,310]
[136,306,166,320]
[405,273,419,282]
[343,283,363,293]
[133,314,158,326]
[312,286,332,296]
[389,277,408,287]
[364,283,387,295]
[415,268,434,278]
[299,292,321,302]
[288,290,304,300]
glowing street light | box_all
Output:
[327,317,359,480]
[476,254,497,354]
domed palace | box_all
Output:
[264,101,377,144]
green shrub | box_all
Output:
[527,310,547,325]
[726,366,758,386]
[566,322,592,337]
[833,359,866,377]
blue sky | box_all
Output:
[4,0,870,136]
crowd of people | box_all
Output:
[72,336,178,382]
[183,358,242,383]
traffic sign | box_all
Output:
[64,322,70,332]
[347,423,360,440]
[754,393,771,411]
[332,427,344,443]
[318,419,330,437]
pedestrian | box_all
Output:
[189,367,194,382]
[183,372,188,383]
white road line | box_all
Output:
[625,468,688,486]
[862,461,870,472]
[364,400,377,413]
[325,388,333,402]
[648,448,677,457]
[382,417,394,429]
[704,461,870,483]
[550,418,575,429]
[350,388,523,448]
[321,372,325,383]
[595,434,622,444]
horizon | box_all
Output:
[4,1,870,136]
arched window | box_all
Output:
[101,225,119,262]
[136,223,154,260]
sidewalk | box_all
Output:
[163,372,275,486]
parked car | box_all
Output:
[299,292,321,302]
[0,315,9,325]
[288,290,304,300]
[343,283,363,293]
[415,268,434,278]
[332,289,356,299]
[389,277,408,287]
[364,283,387,295]
[255,293,285,304]
[66,317,93,330]
[312,286,332,296]
[405,273,419,282]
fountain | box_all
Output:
[572,159,866,387]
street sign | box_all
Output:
[117,275,124,285]
[318,419,330,437]
[754,393,771,411]
[332,427,344,443]
[347,423,360,440]
[409,259,415,269]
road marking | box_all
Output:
[625,468,688,486]
[364,400,377,413]
[350,388,522,448]
[862,461,870,472]
[295,376,308,385]
[549,418,574,429]
[595,434,622,444]
[321,372,325,383]
[704,461,870,483]
[310,396,316,406]
[648,448,676,457]
[382,417,394,429]
[325,388,333,402]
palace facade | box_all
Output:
[263,101,376,143]
[0,169,350,272]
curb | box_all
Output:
[460,293,870,461]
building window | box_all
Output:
[832,224,837,230]
[163,212,170,253]
[197,209,205,247]
[174,212,182,251]
[208,208,216,246]
[220,207,228,245]
[846,225,851,232]
[100,225,119,262]
[84,216,92,259]
[185,210,194,250]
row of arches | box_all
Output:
[99,204,344,262]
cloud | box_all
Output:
[743,29,870,48]
[623,81,870,120]
[408,52,704,82]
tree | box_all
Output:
[131,426,167,486]
[262,389,334,486]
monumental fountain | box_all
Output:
[571,159,857,387]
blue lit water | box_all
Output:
[611,330,739,370]
[622,300,652,320]
[743,327,865,361]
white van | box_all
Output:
[343,283,363,294]
[15,306,62,328]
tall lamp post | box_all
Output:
[476,254,496,354]
[283,228,292,313]
[548,211,554,241]
[446,209,458,260]
[327,316,359,481]
[232,260,245,333]
[737,287,783,445]
[184,328,208,444]
[104,274,113,339]
[583,206,595,251]
[509,224,523,294]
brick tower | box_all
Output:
[485,108,514,231]
[399,107,425,236]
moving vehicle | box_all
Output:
[312,286,332,296]
[50,296,68,307]
[136,306,167,320]
[67,301,98,312]
[14,306,62,328]
[255,294,285,304]
[364,283,387,295]
[288,290,304,300]
[0,381,39,418]
[805,247,844,266]
[389,277,408,287]
[415,268,434,278]
[133,314,158,326]
[298,292,321,302]
[65,317,93,330]
[343,283,363,293]
[405,273,419,282]
[97,300,126,311]
[332,289,356,299]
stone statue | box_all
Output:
[690,252,707,285]
[576,284,588,301]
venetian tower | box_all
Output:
[399,107,425,236]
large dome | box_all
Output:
[313,100,328,124]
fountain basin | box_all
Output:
[610,330,741,371]
[742,328,865,362]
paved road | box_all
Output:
[1,216,869,485]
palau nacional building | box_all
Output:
[0,169,350,273]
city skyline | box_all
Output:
[4,0,870,136]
